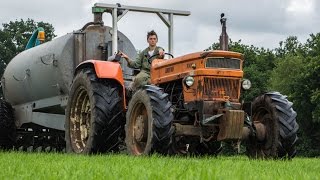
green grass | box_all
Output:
[0,152,319,180]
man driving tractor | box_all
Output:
[121,30,165,90]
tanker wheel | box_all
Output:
[247,92,299,159]
[0,99,16,149]
[125,85,174,155]
[65,68,124,154]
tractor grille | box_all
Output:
[206,58,241,69]
[203,78,240,99]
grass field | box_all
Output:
[0,152,319,180]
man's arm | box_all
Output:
[121,51,143,69]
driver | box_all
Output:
[121,30,165,90]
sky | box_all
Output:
[0,0,319,56]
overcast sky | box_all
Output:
[1,0,319,56]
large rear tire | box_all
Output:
[0,99,16,149]
[65,68,125,154]
[247,92,299,159]
[125,85,174,155]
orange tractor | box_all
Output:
[64,4,298,158]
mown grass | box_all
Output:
[0,152,319,180]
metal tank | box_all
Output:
[1,25,137,129]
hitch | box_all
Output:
[242,121,266,141]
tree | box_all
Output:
[271,34,320,123]
[270,33,320,156]
[0,19,56,77]
[275,36,306,58]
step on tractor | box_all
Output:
[0,3,298,158]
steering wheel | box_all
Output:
[147,53,174,64]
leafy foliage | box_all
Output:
[0,19,56,76]
[271,35,320,123]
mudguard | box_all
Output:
[75,60,126,109]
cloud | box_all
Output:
[286,0,314,14]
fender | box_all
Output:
[75,60,126,109]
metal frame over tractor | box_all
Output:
[0,3,298,158]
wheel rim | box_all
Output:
[250,106,277,158]
[129,102,149,155]
[69,86,91,153]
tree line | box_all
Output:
[1,19,319,156]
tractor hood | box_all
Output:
[150,50,244,85]
[152,50,243,69]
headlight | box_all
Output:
[242,79,251,90]
[185,76,194,87]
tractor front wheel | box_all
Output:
[125,85,174,155]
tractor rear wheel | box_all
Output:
[125,85,174,155]
[247,92,299,159]
[0,99,16,149]
[65,68,124,154]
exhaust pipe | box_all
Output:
[219,13,228,51]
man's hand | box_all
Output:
[119,51,129,61]
[158,48,165,58]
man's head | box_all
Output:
[147,30,158,47]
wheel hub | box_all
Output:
[134,115,145,142]
[246,102,278,158]
[80,104,90,142]
[70,87,91,153]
